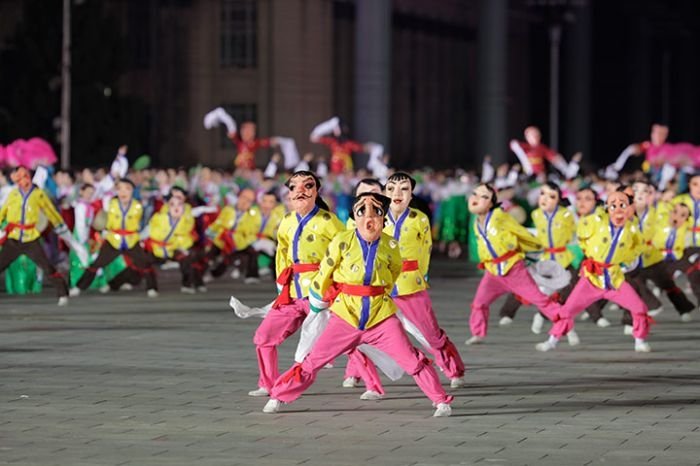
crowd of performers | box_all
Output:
[3,120,700,417]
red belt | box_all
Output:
[692,227,700,233]
[109,229,137,236]
[144,238,169,253]
[401,260,419,272]
[581,258,612,275]
[6,222,35,233]
[218,230,236,255]
[478,249,518,270]
[323,282,386,303]
[273,263,321,307]
[543,246,567,254]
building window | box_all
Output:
[220,103,257,148]
[220,0,258,68]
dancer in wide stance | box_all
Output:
[262,192,454,417]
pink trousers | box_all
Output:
[270,314,453,405]
[470,261,565,337]
[253,299,309,391]
[551,277,651,339]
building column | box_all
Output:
[354,0,391,167]
[562,3,591,160]
[475,0,508,165]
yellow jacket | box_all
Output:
[104,198,144,250]
[276,206,344,299]
[147,209,196,258]
[208,206,258,252]
[0,186,64,243]
[532,206,575,268]
[674,193,700,246]
[253,204,286,241]
[642,222,688,267]
[474,208,541,276]
[384,208,431,296]
[309,229,402,330]
[635,206,657,267]
[577,214,644,289]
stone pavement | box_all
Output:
[1,259,700,466]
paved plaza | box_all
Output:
[1,259,700,466]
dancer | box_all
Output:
[262,192,454,417]
[509,126,580,179]
[310,116,370,174]
[536,191,653,353]
[70,179,158,297]
[673,173,700,310]
[0,167,73,305]
[466,183,566,345]
[248,171,344,397]
[498,182,577,339]
[383,172,465,388]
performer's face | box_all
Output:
[260,193,277,214]
[287,175,318,214]
[538,185,559,213]
[651,124,669,146]
[606,192,631,227]
[353,196,385,242]
[236,189,255,212]
[385,179,412,214]
[468,185,494,215]
[575,189,597,217]
[670,204,690,228]
[80,186,95,202]
[632,182,651,209]
[524,127,541,146]
[168,198,184,218]
[170,189,187,204]
[240,122,256,142]
[116,182,134,203]
[10,167,31,190]
[690,176,700,199]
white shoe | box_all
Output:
[648,307,664,317]
[579,311,590,321]
[535,340,556,352]
[262,399,281,413]
[99,285,110,294]
[635,341,652,353]
[57,296,68,307]
[230,269,241,280]
[465,335,484,346]
[196,286,208,293]
[259,267,272,277]
[202,273,213,284]
[68,287,81,297]
[342,377,358,388]
[651,286,661,298]
[244,277,261,285]
[623,325,634,336]
[566,330,580,346]
[531,313,545,334]
[147,289,159,298]
[120,283,133,291]
[681,313,693,323]
[450,377,466,389]
[248,387,269,397]
[324,362,334,369]
[609,303,620,311]
[360,390,383,401]
[499,316,513,326]
[180,286,196,294]
[596,317,611,328]
[433,403,452,417]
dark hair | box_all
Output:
[285,171,321,190]
[167,186,187,201]
[386,172,416,190]
[542,181,570,207]
[80,183,95,192]
[354,178,383,196]
[614,185,634,204]
[117,178,136,189]
[262,190,280,202]
[349,192,391,220]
